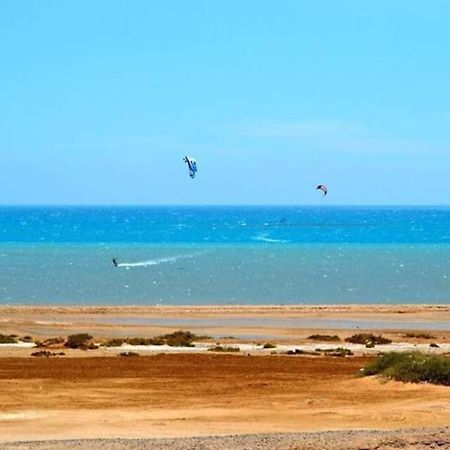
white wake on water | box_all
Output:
[117,252,204,268]
[252,234,289,244]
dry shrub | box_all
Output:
[208,345,240,353]
[65,333,93,349]
[345,333,392,346]
[263,343,277,349]
[307,334,341,342]
[0,334,17,344]
[31,350,65,357]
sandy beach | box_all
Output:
[0,305,450,448]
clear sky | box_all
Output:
[1,0,450,205]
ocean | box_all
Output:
[1,206,450,305]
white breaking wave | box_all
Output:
[117,252,204,268]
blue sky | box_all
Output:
[1,0,450,205]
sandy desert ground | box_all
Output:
[1,305,450,449]
[0,354,450,447]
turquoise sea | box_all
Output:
[1,206,450,305]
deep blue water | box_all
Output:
[3,205,450,244]
[0,206,449,304]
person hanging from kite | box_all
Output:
[183,156,198,179]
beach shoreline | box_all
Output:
[2,303,450,314]
[2,304,450,345]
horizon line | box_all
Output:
[1,204,450,208]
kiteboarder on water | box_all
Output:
[112,258,118,267]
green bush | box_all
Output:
[307,334,341,342]
[65,333,93,349]
[345,333,392,345]
[362,352,450,385]
[0,334,18,344]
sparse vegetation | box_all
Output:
[317,347,354,357]
[263,343,277,349]
[208,345,240,353]
[36,337,65,348]
[345,333,392,346]
[106,331,207,348]
[404,333,436,340]
[31,350,65,357]
[21,336,33,342]
[307,334,341,342]
[126,337,155,346]
[162,331,198,347]
[430,343,440,348]
[104,338,125,347]
[362,352,450,386]
[65,333,93,349]
[0,334,18,344]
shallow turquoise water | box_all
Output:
[1,206,449,304]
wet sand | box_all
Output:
[2,304,450,343]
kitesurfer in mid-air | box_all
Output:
[112,258,118,267]
[183,156,198,179]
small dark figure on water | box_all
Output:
[112,258,118,267]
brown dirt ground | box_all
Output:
[1,354,450,442]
